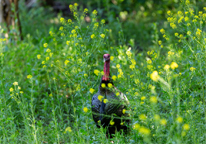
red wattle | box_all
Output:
[102,61,110,81]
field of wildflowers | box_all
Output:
[0,0,206,143]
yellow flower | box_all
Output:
[100,34,105,38]
[126,50,132,57]
[101,19,105,24]
[92,10,98,15]
[94,69,100,76]
[18,86,21,90]
[64,127,72,133]
[141,96,146,100]
[129,65,135,69]
[112,75,117,81]
[160,29,165,34]
[66,41,70,45]
[139,127,150,136]
[170,62,178,69]
[154,114,160,121]
[100,71,104,75]
[59,26,63,31]
[187,31,191,35]
[164,64,170,70]
[43,43,48,48]
[13,82,18,86]
[46,49,51,53]
[84,74,88,77]
[98,95,104,102]
[131,59,136,65]
[60,17,65,23]
[49,93,52,97]
[147,59,152,64]
[108,83,113,88]
[91,34,95,39]
[64,60,70,65]
[9,88,14,92]
[167,10,171,15]
[110,120,115,125]
[175,33,179,37]
[27,75,32,79]
[190,67,196,71]
[101,83,106,88]
[160,119,167,125]
[46,57,49,61]
[20,91,23,94]
[150,71,159,81]
[89,88,95,94]
[150,96,157,103]
[176,116,183,123]
[122,109,126,114]
[139,114,147,121]
[120,122,124,125]
[74,3,78,7]
[183,124,190,130]
[42,61,45,64]
[83,107,88,113]
[116,64,120,68]
[116,92,120,96]
[84,8,88,13]
[158,40,162,45]
[110,56,114,61]
[37,55,41,59]
[133,123,140,130]
[140,101,144,105]
[68,19,72,23]
[103,99,108,103]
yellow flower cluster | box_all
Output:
[150,96,157,103]
[170,62,178,69]
[196,28,202,36]
[89,88,95,94]
[92,10,98,15]
[139,127,150,136]
[94,69,100,76]
[117,68,124,78]
[150,71,159,81]
[27,75,32,79]
[83,107,88,113]
[98,95,104,102]
[91,34,95,39]
[139,114,147,121]
[112,75,117,81]
[100,34,105,38]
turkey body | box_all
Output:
[91,54,130,138]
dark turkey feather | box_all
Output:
[91,54,130,138]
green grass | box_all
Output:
[0,1,206,143]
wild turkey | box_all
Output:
[91,54,130,138]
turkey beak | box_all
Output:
[103,58,106,63]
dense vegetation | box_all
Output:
[0,0,206,143]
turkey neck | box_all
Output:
[102,60,110,81]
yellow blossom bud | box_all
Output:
[170,62,178,69]
[160,119,167,125]
[83,107,88,113]
[110,120,115,125]
[150,71,159,81]
[183,124,190,130]
[150,96,157,103]
[108,83,113,88]
[89,88,95,94]
[101,83,106,88]
[103,99,108,103]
